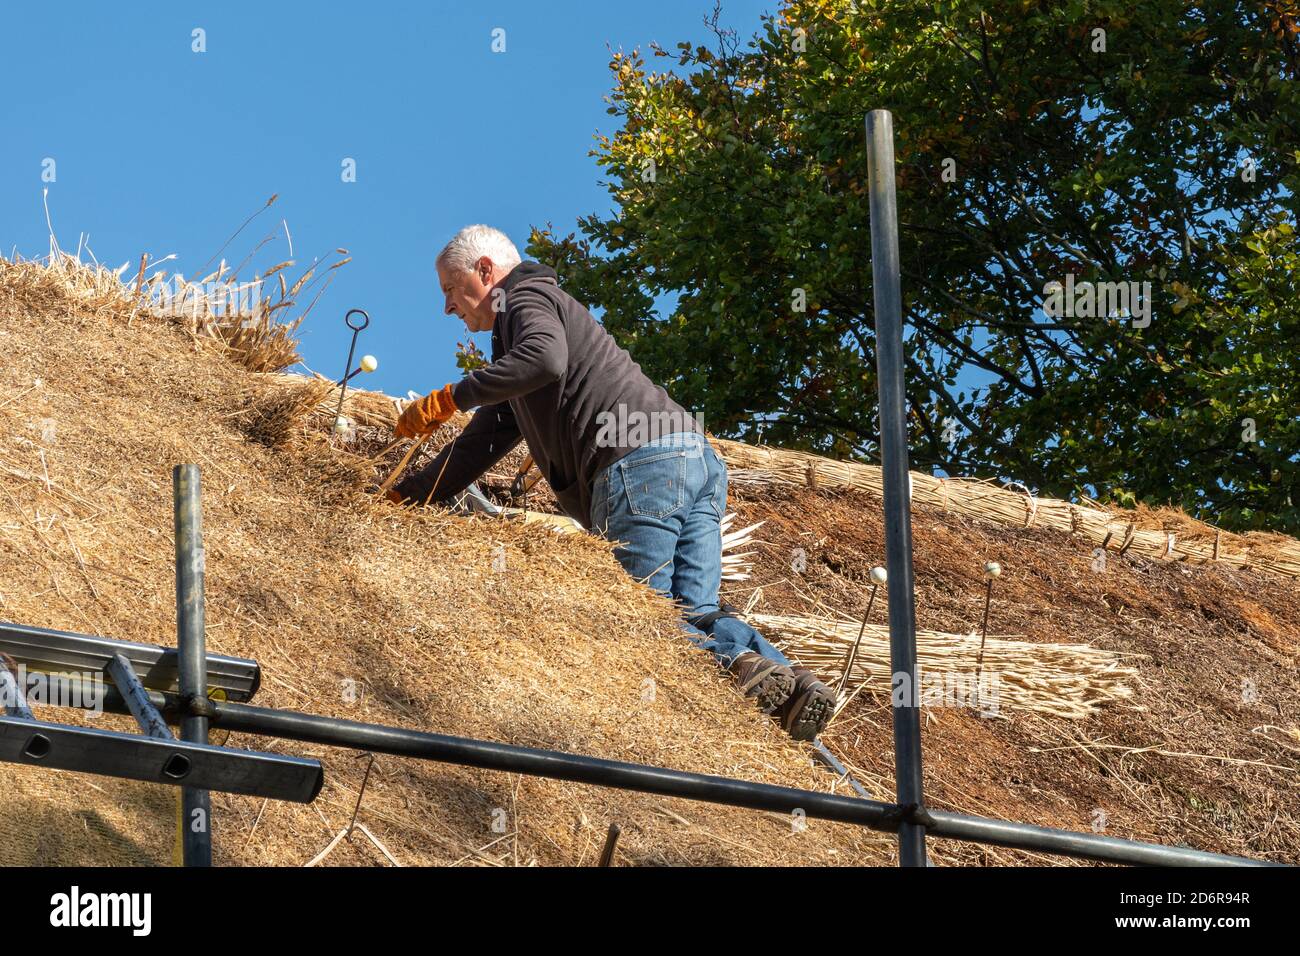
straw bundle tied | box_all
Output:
[261,371,407,431]
[712,439,1300,579]
[748,612,1139,719]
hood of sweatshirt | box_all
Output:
[499,261,558,294]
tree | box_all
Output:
[530,0,1299,533]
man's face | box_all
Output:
[438,257,497,333]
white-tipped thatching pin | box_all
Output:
[333,416,351,435]
[360,354,378,373]
[837,564,888,700]
[984,561,1001,579]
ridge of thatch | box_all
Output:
[713,439,1300,579]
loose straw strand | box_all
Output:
[378,434,432,494]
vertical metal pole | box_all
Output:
[865,109,928,867]
[174,464,212,867]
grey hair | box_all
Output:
[436,224,522,275]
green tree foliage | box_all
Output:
[455,340,489,374]
[529,0,1299,532]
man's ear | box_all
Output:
[477,256,494,286]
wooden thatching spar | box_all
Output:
[378,435,433,495]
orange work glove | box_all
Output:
[394,384,458,439]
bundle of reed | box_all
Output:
[1,251,137,316]
[495,507,583,532]
[187,296,301,374]
[2,240,344,377]
[712,438,1300,579]
[747,611,1139,719]
[261,371,420,431]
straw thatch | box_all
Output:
[720,513,763,582]
[715,480,1300,864]
[0,250,889,867]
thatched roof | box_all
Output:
[0,254,883,866]
[1,251,1295,865]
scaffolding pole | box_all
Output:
[866,108,928,867]
[174,464,212,867]
[64,680,1272,868]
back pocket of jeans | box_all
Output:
[621,451,687,518]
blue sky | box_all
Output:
[1,1,775,397]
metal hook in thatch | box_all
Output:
[332,309,370,432]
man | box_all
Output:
[389,224,835,740]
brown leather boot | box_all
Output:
[775,668,836,741]
[728,652,796,714]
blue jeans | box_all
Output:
[589,432,792,669]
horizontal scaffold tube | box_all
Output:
[70,682,1274,869]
